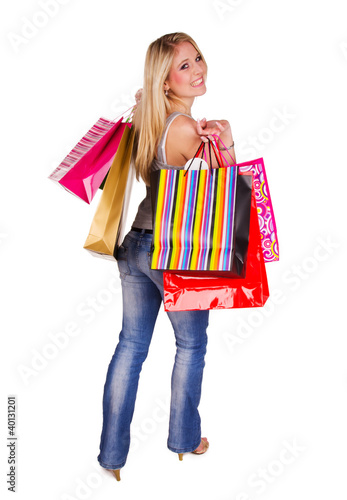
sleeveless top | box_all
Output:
[132,111,192,230]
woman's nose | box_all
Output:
[192,62,202,75]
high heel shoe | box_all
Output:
[112,469,121,481]
[178,437,209,461]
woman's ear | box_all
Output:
[163,83,170,96]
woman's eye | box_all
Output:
[180,56,201,70]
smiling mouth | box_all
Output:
[191,77,204,87]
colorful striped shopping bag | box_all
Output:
[150,165,242,273]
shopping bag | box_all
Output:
[238,157,279,262]
[163,175,269,311]
[83,126,135,260]
[212,136,279,262]
[49,117,130,204]
[150,140,251,276]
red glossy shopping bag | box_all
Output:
[163,176,269,311]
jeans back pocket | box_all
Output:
[117,244,130,277]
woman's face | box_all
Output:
[164,41,207,103]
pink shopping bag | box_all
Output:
[238,157,279,262]
[49,117,130,204]
[214,137,279,263]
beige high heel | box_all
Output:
[178,437,209,461]
[112,469,121,481]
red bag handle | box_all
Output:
[185,137,228,176]
[210,134,236,166]
[184,141,206,176]
[209,139,224,167]
[207,139,224,169]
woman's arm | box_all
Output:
[197,118,236,164]
[165,115,236,168]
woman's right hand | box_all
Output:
[165,115,235,168]
[197,118,234,147]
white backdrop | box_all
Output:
[1,0,347,498]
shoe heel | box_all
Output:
[178,453,183,461]
[112,469,121,481]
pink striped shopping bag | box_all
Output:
[49,117,130,204]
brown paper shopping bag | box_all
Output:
[83,126,135,259]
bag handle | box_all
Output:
[184,141,207,175]
[211,134,236,165]
[184,138,225,176]
[198,142,206,170]
[208,139,224,168]
[111,104,136,124]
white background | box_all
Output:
[1,0,347,498]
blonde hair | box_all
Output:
[132,32,207,185]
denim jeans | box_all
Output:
[97,229,209,470]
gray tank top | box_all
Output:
[132,111,192,230]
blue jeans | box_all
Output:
[97,229,209,470]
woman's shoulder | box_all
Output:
[167,111,195,124]
[166,112,196,138]
[164,112,200,165]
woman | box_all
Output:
[97,32,235,481]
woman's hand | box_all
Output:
[197,118,233,146]
[196,117,235,164]
[165,114,236,168]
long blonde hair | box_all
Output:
[132,32,207,185]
